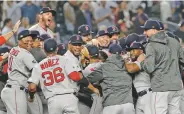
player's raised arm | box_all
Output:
[0,20,21,46]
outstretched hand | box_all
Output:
[13,20,21,33]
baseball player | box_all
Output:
[64,35,92,114]
[78,24,102,47]
[128,20,184,114]
[30,30,47,63]
[0,47,10,114]
[107,25,120,41]
[29,7,56,38]
[95,29,111,50]
[1,30,38,114]
[28,31,52,114]
[87,44,135,114]
[78,25,93,44]
[78,24,98,68]
[125,42,152,114]
[27,38,99,114]
[82,45,103,114]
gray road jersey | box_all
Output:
[7,46,37,87]
[82,62,103,77]
[133,71,151,92]
[29,24,54,38]
[64,50,82,92]
[28,55,79,99]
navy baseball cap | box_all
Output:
[44,39,57,53]
[109,44,122,54]
[40,34,51,41]
[69,35,84,44]
[0,47,9,55]
[40,7,56,16]
[96,29,110,38]
[30,30,41,40]
[78,25,93,36]
[119,38,126,51]
[158,21,164,30]
[140,20,161,30]
[138,35,147,44]
[125,33,140,48]
[107,25,120,35]
[126,42,144,51]
[57,43,67,55]
[18,30,37,40]
[87,45,99,57]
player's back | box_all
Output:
[7,46,37,87]
[38,55,75,99]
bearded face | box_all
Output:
[40,12,53,28]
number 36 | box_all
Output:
[42,67,65,86]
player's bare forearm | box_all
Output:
[125,62,140,73]
[88,83,100,96]
[2,20,21,41]
[2,32,14,42]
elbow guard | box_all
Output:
[77,76,90,87]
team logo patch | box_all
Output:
[62,45,65,49]
[112,26,116,31]
[85,26,89,31]
[130,41,136,47]
[76,36,80,40]
[104,29,108,33]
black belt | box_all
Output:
[138,88,152,97]
[6,84,28,93]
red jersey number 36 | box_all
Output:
[42,67,65,86]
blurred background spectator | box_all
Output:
[3,1,25,25]
[21,1,39,25]
[74,1,94,33]
[118,1,133,29]
[18,17,30,34]
[94,1,114,30]
[132,6,148,34]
